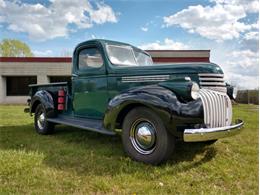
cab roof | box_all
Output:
[75,39,150,56]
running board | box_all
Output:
[47,115,116,135]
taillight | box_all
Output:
[58,89,65,97]
[58,97,65,103]
[58,104,64,110]
[57,89,66,111]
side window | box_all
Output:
[78,47,103,69]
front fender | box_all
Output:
[30,90,56,118]
[103,85,203,137]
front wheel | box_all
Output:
[122,107,175,165]
[34,104,54,135]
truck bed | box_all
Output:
[29,82,68,95]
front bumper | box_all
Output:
[183,119,244,142]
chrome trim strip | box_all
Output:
[199,77,224,81]
[223,96,227,126]
[198,73,224,77]
[212,92,218,127]
[207,90,214,128]
[226,96,232,126]
[199,82,226,86]
[183,119,244,142]
[122,75,170,79]
[219,94,224,126]
[121,75,170,83]
[199,92,208,126]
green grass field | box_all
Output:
[0,104,258,194]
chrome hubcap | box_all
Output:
[130,119,156,155]
[37,113,45,129]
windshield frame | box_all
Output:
[105,43,153,67]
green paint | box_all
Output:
[71,39,224,118]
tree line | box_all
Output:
[0,39,33,57]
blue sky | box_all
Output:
[0,0,259,89]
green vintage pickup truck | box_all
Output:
[25,39,243,165]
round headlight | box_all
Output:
[232,87,238,99]
[191,82,200,100]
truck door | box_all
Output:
[72,45,108,119]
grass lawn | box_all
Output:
[0,104,258,194]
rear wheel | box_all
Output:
[34,104,54,135]
[122,107,175,165]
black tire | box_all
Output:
[34,104,54,135]
[122,107,175,165]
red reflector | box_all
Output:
[58,97,65,103]
[58,104,64,110]
[58,90,65,96]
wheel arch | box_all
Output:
[30,90,56,118]
[115,103,152,130]
[31,100,41,113]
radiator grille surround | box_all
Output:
[199,89,232,128]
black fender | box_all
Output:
[30,90,56,118]
[103,85,204,137]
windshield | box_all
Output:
[106,44,153,66]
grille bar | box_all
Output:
[199,89,232,128]
[199,82,226,86]
[198,73,224,77]
[199,77,224,81]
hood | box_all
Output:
[107,62,224,76]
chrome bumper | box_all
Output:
[183,119,244,142]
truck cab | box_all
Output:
[26,39,243,165]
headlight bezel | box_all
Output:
[190,82,200,100]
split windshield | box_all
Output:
[106,44,153,67]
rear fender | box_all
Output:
[30,90,56,118]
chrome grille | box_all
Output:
[199,73,227,93]
[199,89,232,128]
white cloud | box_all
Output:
[0,0,5,8]
[211,0,259,13]
[163,0,258,41]
[227,50,259,70]
[33,50,53,57]
[0,0,118,41]
[244,31,259,40]
[89,34,105,39]
[220,49,259,89]
[139,38,189,50]
[89,3,117,24]
[91,34,97,39]
[227,74,259,89]
[141,27,148,32]
[239,20,259,52]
